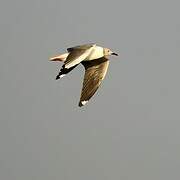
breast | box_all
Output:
[85,46,104,61]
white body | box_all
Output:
[85,46,104,61]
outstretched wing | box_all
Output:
[64,44,95,69]
[79,57,109,107]
[67,43,95,52]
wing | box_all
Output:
[67,43,95,52]
[79,57,109,107]
[64,45,95,69]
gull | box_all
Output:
[50,43,118,107]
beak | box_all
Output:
[111,52,118,56]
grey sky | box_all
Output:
[0,0,180,179]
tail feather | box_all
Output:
[50,53,69,62]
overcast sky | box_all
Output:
[0,0,180,180]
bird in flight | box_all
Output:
[50,43,118,107]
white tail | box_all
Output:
[49,52,69,62]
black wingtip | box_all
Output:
[78,100,88,107]
[78,102,83,107]
[55,75,60,80]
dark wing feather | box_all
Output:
[67,43,95,52]
[79,57,109,107]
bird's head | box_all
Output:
[104,48,118,56]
